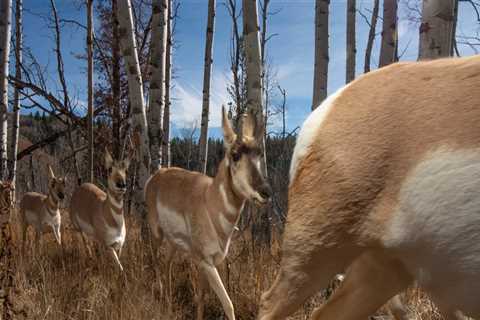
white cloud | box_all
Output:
[171,70,230,128]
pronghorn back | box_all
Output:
[259,55,480,320]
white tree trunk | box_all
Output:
[7,0,21,186]
[148,0,168,172]
[312,0,329,110]
[162,0,172,167]
[346,0,356,84]
[379,0,398,67]
[418,0,455,60]
[242,0,267,174]
[198,0,216,173]
[87,0,94,183]
[117,0,151,211]
[0,0,12,180]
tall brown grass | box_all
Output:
[8,209,444,320]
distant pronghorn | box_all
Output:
[69,149,130,271]
[145,107,272,320]
[19,165,64,252]
[257,56,480,320]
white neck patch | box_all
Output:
[219,183,237,215]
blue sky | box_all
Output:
[16,0,480,137]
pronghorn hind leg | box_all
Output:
[386,294,410,320]
[198,261,235,320]
[80,232,93,258]
[195,270,208,320]
[310,251,412,320]
[34,229,42,256]
[165,245,177,313]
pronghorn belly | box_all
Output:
[384,148,480,315]
[155,198,192,253]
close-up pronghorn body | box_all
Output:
[69,150,130,271]
[19,166,65,251]
[258,55,480,320]
[145,107,272,320]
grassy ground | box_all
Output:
[7,210,445,320]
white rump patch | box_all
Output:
[289,85,348,183]
[383,148,480,313]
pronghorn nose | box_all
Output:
[259,184,272,200]
[116,181,126,189]
[58,192,65,200]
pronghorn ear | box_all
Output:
[222,105,236,149]
[48,165,56,180]
[105,148,114,169]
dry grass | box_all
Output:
[7,209,445,320]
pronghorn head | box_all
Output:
[105,149,130,196]
[47,165,66,202]
[222,106,272,205]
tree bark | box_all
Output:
[117,0,151,212]
[418,0,455,60]
[0,0,12,180]
[346,0,356,83]
[162,0,172,167]
[87,0,94,183]
[379,0,398,67]
[112,0,122,159]
[312,0,329,110]
[364,0,379,73]
[242,0,266,168]
[8,0,21,186]
[148,0,168,172]
[198,0,216,173]
[451,0,458,56]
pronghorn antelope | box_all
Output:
[145,107,272,320]
[19,166,64,251]
[258,55,480,320]
[69,149,130,271]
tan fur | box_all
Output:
[69,150,129,271]
[146,107,271,320]
[258,55,480,320]
[19,167,64,251]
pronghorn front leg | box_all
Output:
[310,251,412,320]
[109,246,124,272]
[198,261,235,320]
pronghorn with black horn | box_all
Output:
[258,55,480,320]
[19,165,65,252]
[69,149,130,271]
[145,106,272,320]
